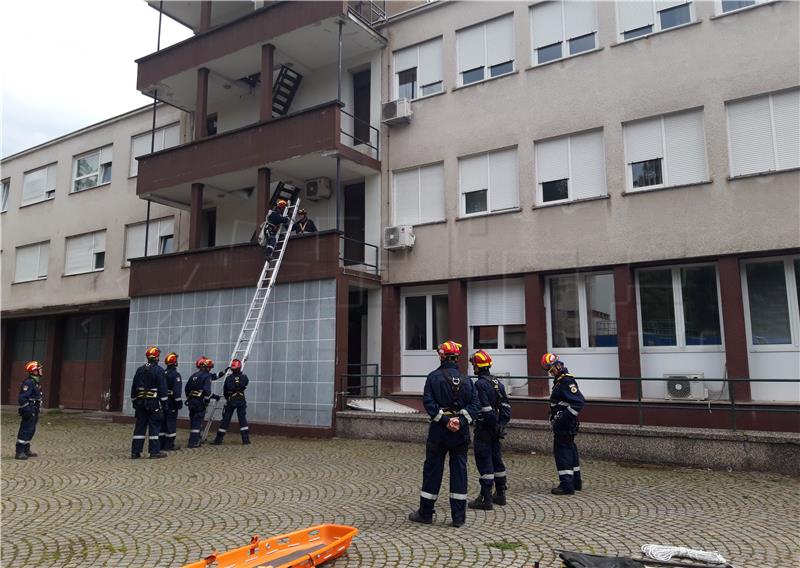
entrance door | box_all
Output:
[347,288,369,394]
[60,314,111,410]
[343,182,365,265]
[352,70,371,146]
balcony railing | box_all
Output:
[340,107,380,160]
[347,1,386,26]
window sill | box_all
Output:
[748,345,800,353]
[453,69,519,92]
[11,278,47,285]
[545,347,619,354]
[611,20,702,47]
[63,269,105,278]
[456,207,522,222]
[639,346,725,354]
[621,179,712,196]
[710,1,778,20]
[70,181,111,195]
[532,194,609,210]
[526,47,604,71]
[407,219,447,228]
[19,196,55,209]
[410,90,447,103]
[728,167,800,181]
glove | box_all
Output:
[210,394,221,401]
[217,368,230,379]
[176,400,184,410]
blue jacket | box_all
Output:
[265,210,290,234]
[130,362,168,402]
[165,366,182,402]
[423,361,479,432]
[18,376,43,412]
[223,372,249,401]
[185,370,213,402]
[549,372,585,421]
[475,370,512,429]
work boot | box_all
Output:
[574,472,583,491]
[130,453,141,459]
[14,452,28,460]
[149,452,168,459]
[407,511,432,525]
[551,485,574,495]
[492,490,507,506]
[212,436,223,446]
[468,493,493,511]
[166,445,181,451]
[25,449,38,458]
[450,519,465,528]
[242,440,251,445]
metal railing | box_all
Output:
[347,0,386,26]
[339,234,380,275]
[339,107,380,160]
[338,374,800,432]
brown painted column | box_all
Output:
[334,275,350,413]
[195,67,209,140]
[256,167,271,229]
[524,273,549,397]
[447,279,469,375]
[0,318,11,404]
[718,256,752,401]
[199,1,212,32]
[260,44,275,122]
[189,183,204,249]
[44,316,63,408]
[614,265,642,399]
[381,285,401,394]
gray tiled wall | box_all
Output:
[124,279,337,427]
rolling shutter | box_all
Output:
[570,130,606,200]
[486,15,514,66]
[489,148,519,211]
[458,24,485,72]
[664,109,707,185]
[727,96,775,176]
[532,1,563,48]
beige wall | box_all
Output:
[1,105,190,313]
[380,0,800,284]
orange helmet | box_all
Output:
[25,361,43,376]
[196,357,208,369]
[298,208,307,215]
[206,358,215,370]
[469,349,492,369]
[541,352,560,370]
[145,346,161,361]
[165,352,178,366]
[276,199,288,210]
[437,340,462,360]
[230,359,243,372]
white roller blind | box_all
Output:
[163,124,180,148]
[45,164,57,192]
[394,45,417,73]
[468,278,526,326]
[418,38,443,87]
[393,168,420,226]
[570,130,606,200]
[130,124,180,176]
[656,0,687,11]
[486,15,514,66]
[565,1,598,39]
[489,148,519,211]
[625,117,663,163]
[458,24,485,72]
[130,134,151,176]
[65,233,94,275]
[727,96,775,176]
[159,217,175,237]
[532,1,563,48]
[99,145,113,164]
[772,89,800,170]
[618,0,654,32]
[22,169,46,205]
[37,243,49,278]
[125,223,147,262]
[536,137,570,182]
[459,153,488,194]
[419,163,445,224]
[664,109,707,185]
[15,244,46,282]
[94,230,106,252]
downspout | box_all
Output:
[144,0,164,256]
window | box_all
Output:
[129,123,180,177]
[459,147,518,216]
[637,265,722,349]
[743,257,800,346]
[124,217,175,264]
[717,0,772,14]
[393,163,444,226]
[1,178,9,212]
[457,14,514,86]
[393,37,443,100]
[531,1,598,65]
[547,273,617,349]
[21,164,57,206]
[14,242,49,283]
[468,279,526,351]
[72,145,113,193]
[403,293,449,351]
[623,108,707,191]
[65,230,106,275]
[726,89,800,177]
[617,0,694,41]
[12,318,48,362]
[535,129,606,204]
[64,314,107,361]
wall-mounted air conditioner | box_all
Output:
[664,374,707,401]
[382,99,412,126]
[305,177,331,201]
[383,225,415,250]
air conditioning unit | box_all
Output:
[664,374,707,401]
[382,99,412,126]
[383,225,415,250]
[305,177,331,201]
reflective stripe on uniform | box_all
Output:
[190,429,200,433]
[217,429,227,433]
[494,471,507,477]
[132,435,146,440]
[480,473,495,480]
[17,439,29,444]
[433,409,444,422]
[460,409,473,424]
[573,466,581,472]
[420,491,438,500]
[480,406,493,412]
[165,433,177,438]
[557,469,574,476]
[148,436,159,440]
[558,401,570,406]
[567,406,579,416]
[449,493,468,500]
[240,426,249,431]
[501,402,511,408]
[160,397,168,401]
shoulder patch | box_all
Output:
[22,385,29,391]
[570,385,578,394]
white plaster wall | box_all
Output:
[485,352,528,396]
[640,351,728,399]
[215,190,258,245]
[555,352,621,399]
[366,286,382,376]
[401,352,438,393]
[748,350,800,402]
[211,91,259,134]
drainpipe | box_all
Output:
[144,0,164,257]
[336,19,343,233]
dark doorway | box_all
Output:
[343,182,365,265]
[60,313,112,410]
[347,288,369,394]
[352,70,371,146]
[202,208,217,248]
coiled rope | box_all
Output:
[641,544,727,565]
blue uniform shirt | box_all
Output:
[130,362,168,401]
[18,377,43,410]
[475,370,511,428]
[549,372,585,421]
[223,372,249,400]
[423,361,480,428]
[185,370,213,401]
[165,366,182,401]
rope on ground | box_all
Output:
[641,544,728,565]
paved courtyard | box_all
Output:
[2,411,799,568]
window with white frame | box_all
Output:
[742,257,800,346]
[65,230,106,275]
[393,163,445,226]
[535,129,606,204]
[457,14,514,86]
[726,89,800,177]
[72,145,113,193]
[468,278,527,351]
[637,265,723,348]
[403,292,449,351]
[531,1,598,65]
[617,0,694,41]
[21,164,57,206]
[623,108,708,191]
[459,147,519,216]
[1,178,9,212]
[393,37,443,100]
[14,242,49,283]
[717,0,771,15]
[129,123,181,177]
[124,217,175,265]
[547,273,617,349]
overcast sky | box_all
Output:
[1,0,192,158]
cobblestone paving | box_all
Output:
[2,412,799,568]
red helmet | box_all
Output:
[276,199,288,210]
[206,358,215,370]
[145,346,161,361]
[196,357,208,369]
[25,361,43,376]
[230,359,243,372]
[541,352,559,370]
[165,352,178,366]
[437,340,462,359]
[469,350,492,369]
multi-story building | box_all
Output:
[1,105,189,410]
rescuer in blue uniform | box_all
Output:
[212,358,250,445]
[409,340,479,528]
[185,357,216,448]
[260,199,290,259]
[542,353,585,495]
[15,361,44,460]
[159,352,183,451]
[467,350,512,510]
[292,209,317,234]
[130,346,169,459]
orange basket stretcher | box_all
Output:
[181,524,358,568]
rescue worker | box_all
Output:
[212,359,250,445]
[409,340,479,528]
[467,350,512,510]
[542,353,585,495]
[159,352,183,451]
[15,361,44,460]
[292,208,317,234]
[185,357,216,448]
[130,346,169,459]
[260,199,291,259]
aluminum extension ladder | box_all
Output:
[201,183,300,442]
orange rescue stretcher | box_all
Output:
[181,524,358,568]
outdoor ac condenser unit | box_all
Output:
[383,225,415,250]
[664,374,707,400]
[305,177,331,201]
[382,99,412,126]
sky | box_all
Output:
[0,0,193,159]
